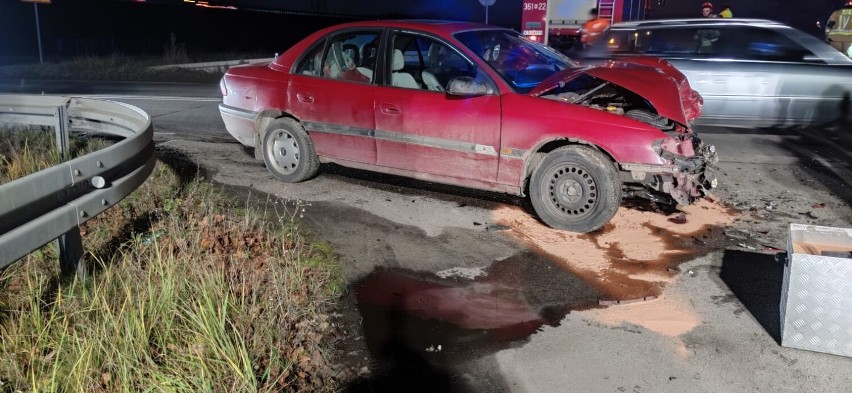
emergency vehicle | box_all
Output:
[521,0,655,51]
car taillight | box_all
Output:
[219,78,228,96]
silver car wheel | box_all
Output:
[269,129,300,175]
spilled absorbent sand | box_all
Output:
[492,198,735,339]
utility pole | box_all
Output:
[34,3,43,64]
[21,0,50,64]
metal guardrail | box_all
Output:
[148,57,275,73]
[0,95,155,274]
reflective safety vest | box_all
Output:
[827,8,852,36]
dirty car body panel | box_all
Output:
[219,20,717,232]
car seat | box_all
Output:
[422,43,445,91]
[357,42,378,80]
[391,49,420,89]
[324,41,347,78]
[342,43,359,66]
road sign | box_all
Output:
[479,0,496,24]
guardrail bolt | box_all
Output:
[91,176,106,189]
[97,161,104,168]
[73,169,81,176]
[101,199,109,206]
[79,210,87,218]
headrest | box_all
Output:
[427,43,441,65]
[393,49,404,71]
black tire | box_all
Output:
[529,145,621,233]
[261,118,319,183]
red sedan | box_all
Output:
[219,20,717,233]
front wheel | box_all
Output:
[261,118,319,183]
[529,145,621,233]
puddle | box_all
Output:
[348,251,602,391]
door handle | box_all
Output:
[380,103,401,115]
[297,93,314,103]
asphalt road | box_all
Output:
[2,79,851,392]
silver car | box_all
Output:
[587,18,852,129]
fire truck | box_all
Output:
[521,0,653,51]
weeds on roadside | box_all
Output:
[0,129,111,184]
[0,135,343,391]
[163,32,191,65]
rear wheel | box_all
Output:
[261,118,319,183]
[529,145,621,233]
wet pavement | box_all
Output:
[345,251,601,392]
[280,171,736,392]
[334,199,733,392]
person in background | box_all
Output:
[581,7,611,49]
[701,2,718,18]
[826,0,852,56]
[719,3,733,18]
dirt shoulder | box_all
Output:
[162,136,852,392]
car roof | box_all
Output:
[610,18,787,29]
[319,19,508,36]
[269,19,514,74]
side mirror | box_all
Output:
[447,76,491,96]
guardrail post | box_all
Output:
[58,228,86,278]
[54,105,70,161]
[53,104,86,278]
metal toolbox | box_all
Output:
[780,224,852,357]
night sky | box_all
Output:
[0,0,845,65]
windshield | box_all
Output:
[454,29,577,93]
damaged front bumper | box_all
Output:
[621,136,718,205]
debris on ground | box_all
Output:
[668,212,687,224]
[724,228,750,240]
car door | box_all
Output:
[681,25,852,128]
[373,31,501,184]
[732,27,852,128]
[288,30,382,164]
[625,25,776,128]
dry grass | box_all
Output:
[0,129,57,183]
[0,129,112,184]
[0,133,344,391]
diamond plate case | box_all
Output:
[780,224,852,358]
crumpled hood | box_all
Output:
[529,58,703,126]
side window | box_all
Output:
[631,26,819,63]
[318,31,380,83]
[295,43,324,76]
[639,28,705,56]
[602,30,638,54]
[736,27,818,62]
[389,33,476,91]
